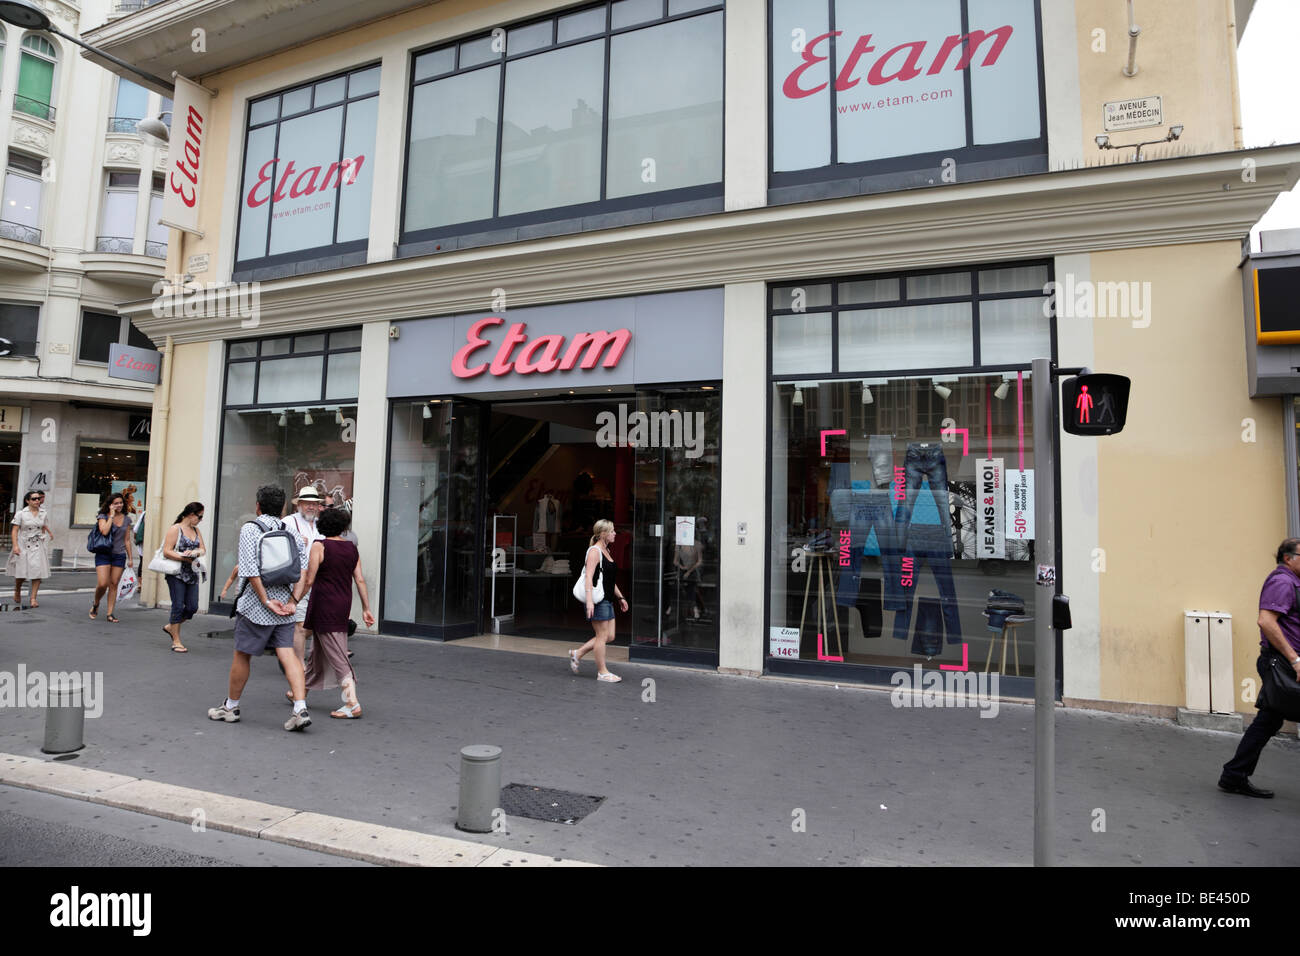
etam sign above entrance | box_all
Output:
[388,290,723,398]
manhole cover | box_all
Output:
[499,783,605,825]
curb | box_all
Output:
[0,752,595,868]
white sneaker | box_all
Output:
[596,672,622,683]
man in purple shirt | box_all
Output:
[1219,538,1300,797]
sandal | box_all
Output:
[330,704,362,719]
[106,614,120,624]
[89,603,99,619]
[596,671,622,683]
[170,644,188,653]
[569,649,580,674]
[28,600,38,608]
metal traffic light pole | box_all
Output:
[1031,358,1090,867]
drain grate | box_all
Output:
[498,783,605,825]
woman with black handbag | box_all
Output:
[90,492,134,623]
[1219,538,1300,798]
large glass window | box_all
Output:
[110,78,149,132]
[767,262,1050,681]
[402,0,723,240]
[213,330,363,604]
[98,171,138,252]
[77,310,154,364]
[73,442,149,526]
[0,303,39,358]
[770,0,1045,190]
[235,65,380,271]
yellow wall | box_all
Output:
[1075,0,1238,160]
[1091,240,1284,710]
[156,342,211,542]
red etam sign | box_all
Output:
[245,155,365,208]
[782,25,1014,98]
[452,317,631,378]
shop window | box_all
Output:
[1,151,43,243]
[212,330,363,604]
[0,302,39,358]
[73,442,149,526]
[401,0,723,242]
[234,64,380,272]
[770,0,1045,195]
[78,310,154,364]
[16,35,56,121]
[767,262,1051,680]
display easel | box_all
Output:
[490,514,516,633]
[797,548,843,659]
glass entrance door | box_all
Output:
[629,387,721,660]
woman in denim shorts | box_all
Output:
[569,519,629,683]
[91,492,134,623]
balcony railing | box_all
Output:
[95,236,134,254]
[145,240,167,259]
[113,0,167,12]
[13,94,54,122]
[0,220,41,244]
[107,115,143,134]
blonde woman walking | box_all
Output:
[569,519,628,682]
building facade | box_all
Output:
[93,0,1300,714]
[0,0,168,558]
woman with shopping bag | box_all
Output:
[157,502,205,653]
[8,491,52,609]
[90,492,134,623]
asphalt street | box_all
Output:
[2,590,1298,866]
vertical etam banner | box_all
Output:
[159,75,212,236]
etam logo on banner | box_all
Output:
[782,25,1014,98]
[452,317,631,378]
[245,155,365,208]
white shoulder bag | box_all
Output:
[572,546,605,603]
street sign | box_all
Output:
[1061,374,1130,436]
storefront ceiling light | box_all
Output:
[278,411,287,426]
[303,410,314,425]
[792,386,803,407]
[335,409,345,425]
[422,405,432,420]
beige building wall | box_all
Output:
[149,341,210,571]
[1091,240,1284,711]
[1074,0,1240,160]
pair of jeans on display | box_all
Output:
[829,454,905,619]
[893,442,962,646]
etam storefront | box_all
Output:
[381,289,724,665]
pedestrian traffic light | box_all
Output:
[1061,373,1130,436]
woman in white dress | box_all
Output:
[8,491,53,609]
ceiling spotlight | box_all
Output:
[861,380,873,405]
[278,411,288,426]
[792,386,803,407]
[422,404,432,420]
[993,379,1011,401]
[303,410,314,425]
[933,383,952,400]
[335,409,345,425]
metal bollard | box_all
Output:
[455,744,502,833]
[42,676,86,755]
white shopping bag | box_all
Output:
[117,565,138,603]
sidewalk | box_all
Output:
[2,592,1298,866]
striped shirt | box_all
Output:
[235,514,297,625]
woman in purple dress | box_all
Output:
[290,507,374,718]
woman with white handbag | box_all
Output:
[155,502,205,653]
[569,519,628,683]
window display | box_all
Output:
[768,264,1049,677]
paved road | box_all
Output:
[2,591,1298,866]
[0,784,369,866]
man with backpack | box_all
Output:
[207,485,312,731]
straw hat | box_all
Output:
[293,486,325,504]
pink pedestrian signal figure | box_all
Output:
[1076,385,1093,423]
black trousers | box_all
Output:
[1221,651,1288,783]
